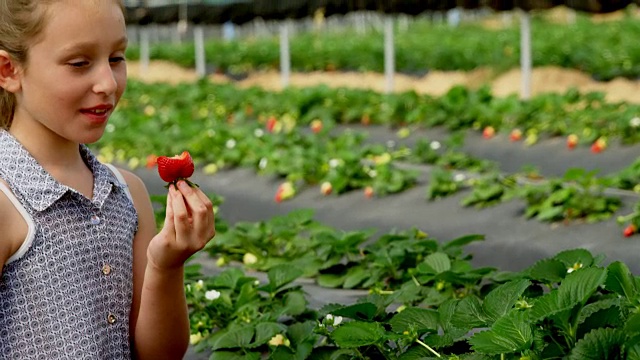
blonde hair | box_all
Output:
[0,0,124,129]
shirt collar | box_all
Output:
[0,129,121,212]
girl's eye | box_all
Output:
[68,61,89,68]
[109,57,125,64]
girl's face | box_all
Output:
[14,0,127,144]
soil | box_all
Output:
[127,60,640,104]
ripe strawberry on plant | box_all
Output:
[567,134,578,150]
[623,224,637,238]
[591,137,607,154]
[266,116,279,133]
[156,151,198,188]
[482,126,495,139]
[320,181,332,195]
[509,129,522,142]
[310,119,323,134]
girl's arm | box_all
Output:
[119,169,215,360]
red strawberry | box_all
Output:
[567,134,578,150]
[482,126,495,139]
[146,154,158,169]
[364,186,374,199]
[320,181,332,195]
[310,119,323,134]
[623,224,637,237]
[156,151,197,187]
[266,116,278,133]
[509,129,522,142]
[590,137,607,154]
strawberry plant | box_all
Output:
[426,168,466,201]
[187,265,319,359]
[512,168,622,223]
[461,172,518,209]
[127,16,640,81]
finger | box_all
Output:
[176,181,212,228]
[192,189,216,239]
[178,181,214,241]
[170,182,192,237]
[162,185,176,232]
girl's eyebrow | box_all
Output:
[61,36,129,54]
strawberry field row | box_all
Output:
[159,195,640,359]
[126,15,640,81]
[97,80,640,236]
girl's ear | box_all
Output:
[0,50,22,93]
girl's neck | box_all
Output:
[9,121,84,170]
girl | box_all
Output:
[0,0,216,359]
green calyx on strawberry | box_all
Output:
[156,151,198,188]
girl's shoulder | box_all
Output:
[0,178,30,271]
[102,165,152,206]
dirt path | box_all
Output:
[127,60,640,104]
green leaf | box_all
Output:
[397,345,436,360]
[266,264,304,292]
[469,311,533,355]
[210,351,261,360]
[329,321,386,348]
[554,249,594,268]
[528,291,560,323]
[605,261,638,300]
[252,322,287,348]
[567,328,626,360]
[451,295,489,329]
[530,267,607,322]
[422,252,452,274]
[330,302,378,322]
[286,321,317,347]
[483,279,531,323]
[211,326,255,350]
[557,267,607,307]
[281,291,308,316]
[525,258,567,283]
[624,313,640,335]
[343,266,369,289]
[212,268,246,289]
[389,307,439,334]
[536,206,564,222]
[443,234,485,252]
[316,273,345,288]
[268,346,296,360]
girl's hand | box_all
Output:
[147,180,216,271]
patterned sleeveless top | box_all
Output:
[0,130,138,359]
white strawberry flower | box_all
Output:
[454,173,466,182]
[325,314,343,326]
[430,140,441,150]
[225,139,236,149]
[329,158,341,168]
[205,289,221,301]
[630,117,640,128]
[195,280,204,290]
[258,158,268,170]
[567,262,583,273]
[254,128,264,137]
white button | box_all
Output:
[90,215,101,225]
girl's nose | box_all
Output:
[92,62,118,96]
